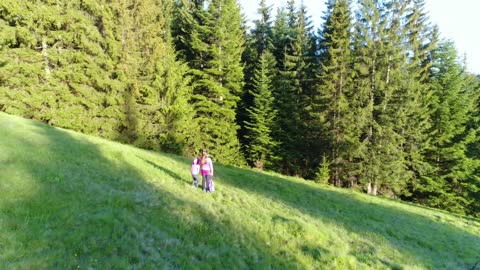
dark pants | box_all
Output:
[202,175,213,192]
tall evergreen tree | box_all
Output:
[316,0,354,186]
[380,0,416,196]
[244,51,278,169]
[402,0,439,197]
[417,41,479,214]
[352,0,411,195]
[466,74,480,217]
[352,0,386,195]
[295,3,320,177]
[173,0,246,164]
[270,0,316,176]
[124,0,193,153]
[274,0,302,175]
[239,0,274,154]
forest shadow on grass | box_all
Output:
[139,157,186,183]
[2,114,479,269]
[0,118,302,269]
[160,154,480,270]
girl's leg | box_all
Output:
[202,175,207,192]
[210,176,214,192]
[207,175,214,192]
[192,175,199,187]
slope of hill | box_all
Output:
[1,112,479,269]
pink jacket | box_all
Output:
[201,157,214,176]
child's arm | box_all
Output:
[208,158,214,175]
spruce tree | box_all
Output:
[295,3,320,177]
[352,0,411,195]
[380,0,416,196]
[239,0,274,154]
[417,41,479,214]
[244,51,278,169]
[352,0,386,195]
[402,0,439,197]
[125,0,193,153]
[465,74,480,217]
[270,0,316,176]
[114,0,143,144]
[173,0,246,164]
[274,0,302,175]
[316,0,354,186]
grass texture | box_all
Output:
[1,112,479,269]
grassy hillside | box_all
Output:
[1,112,479,269]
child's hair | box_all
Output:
[201,155,207,165]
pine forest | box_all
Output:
[1,0,479,217]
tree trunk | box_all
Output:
[42,36,50,79]
[372,183,378,196]
[367,182,378,196]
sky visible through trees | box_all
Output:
[240,0,480,74]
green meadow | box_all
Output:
[1,112,479,269]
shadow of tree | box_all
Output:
[2,114,480,269]
[138,156,189,184]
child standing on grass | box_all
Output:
[200,149,214,193]
[191,156,201,187]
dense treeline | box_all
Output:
[1,0,479,216]
[0,0,193,153]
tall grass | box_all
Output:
[1,112,479,269]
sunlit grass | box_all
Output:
[1,112,479,269]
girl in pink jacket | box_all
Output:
[200,149,214,192]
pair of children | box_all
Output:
[191,150,215,192]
